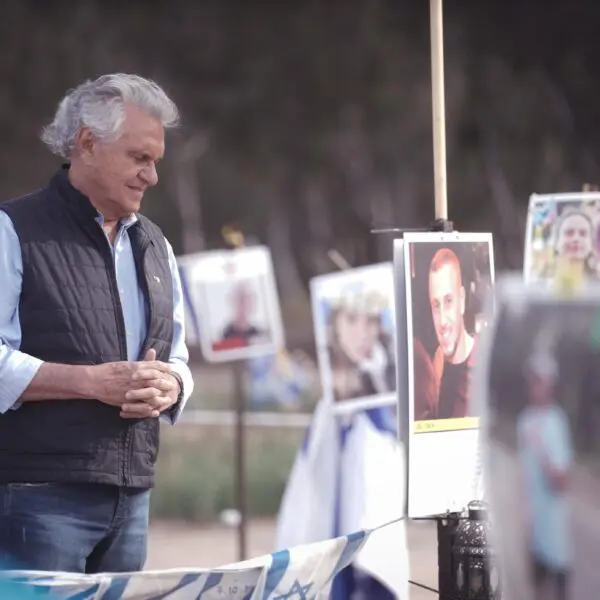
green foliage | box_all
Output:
[151,423,303,523]
[5,1,597,278]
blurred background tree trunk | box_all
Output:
[2,0,600,344]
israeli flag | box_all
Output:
[0,567,265,599]
[276,399,409,599]
[0,526,379,599]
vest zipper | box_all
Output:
[102,240,130,488]
[104,228,153,488]
[138,241,155,356]
[105,260,128,361]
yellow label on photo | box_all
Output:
[414,416,479,434]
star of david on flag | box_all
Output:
[272,579,312,599]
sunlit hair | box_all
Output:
[40,73,180,159]
[429,247,462,282]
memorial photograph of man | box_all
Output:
[407,238,493,427]
[210,278,271,351]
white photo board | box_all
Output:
[177,246,284,363]
[395,232,495,517]
[311,263,397,414]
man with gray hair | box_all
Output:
[0,74,194,573]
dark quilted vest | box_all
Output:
[0,167,173,488]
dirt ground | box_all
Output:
[146,518,439,599]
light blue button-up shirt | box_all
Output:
[0,209,193,423]
[517,403,573,569]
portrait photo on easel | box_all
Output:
[395,232,494,518]
[177,246,284,363]
[311,262,397,413]
[405,232,494,434]
[524,191,600,287]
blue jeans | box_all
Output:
[0,483,150,573]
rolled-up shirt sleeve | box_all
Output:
[160,238,194,425]
[0,211,43,413]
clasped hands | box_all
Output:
[92,348,180,419]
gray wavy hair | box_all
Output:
[40,73,180,159]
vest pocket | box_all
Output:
[0,400,120,457]
[139,421,160,469]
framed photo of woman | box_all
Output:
[311,263,397,414]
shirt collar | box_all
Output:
[53,163,139,230]
[95,212,138,230]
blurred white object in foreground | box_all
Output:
[275,398,409,599]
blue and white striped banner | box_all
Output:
[0,522,395,599]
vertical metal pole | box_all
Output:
[233,361,247,561]
[430,0,448,221]
[430,0,457,594]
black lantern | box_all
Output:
[451,500,501,600]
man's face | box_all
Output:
[428,263,465,360]
[80,104,164,218]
